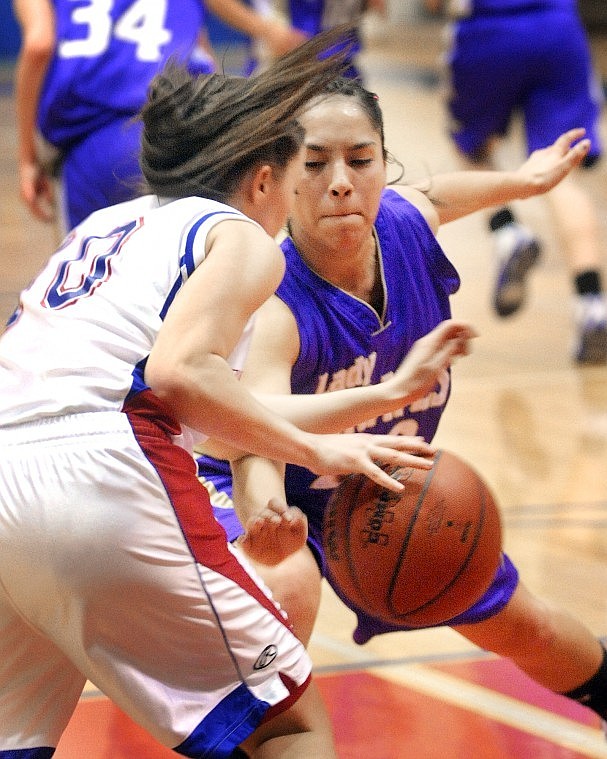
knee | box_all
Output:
[479,594,560,660]
[456,586,560,661]
[260,548,322,643]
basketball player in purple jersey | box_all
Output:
[426,0,607,363]
[197,77,607,736]
[13,0,306,231]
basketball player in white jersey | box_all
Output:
[0,32,479,759]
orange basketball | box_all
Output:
[322,450,502,628]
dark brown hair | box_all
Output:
[139,27,353,203]
[312,77,405,183]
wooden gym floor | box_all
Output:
[2,11,607,758]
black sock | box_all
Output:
[564,644,607,720]
[489,207,516,232]
[230,749,250,758]
[574,270,603,297]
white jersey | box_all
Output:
[0,197,313,755]
[0,195,258,434]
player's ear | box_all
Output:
[250,164,274,201]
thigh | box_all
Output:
[0,587,85,750]
[0,413,312,755]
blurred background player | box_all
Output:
[13,0,305,234]
[243,0,387,78]
[425,0,607,364]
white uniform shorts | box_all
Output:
[0,411,311,758]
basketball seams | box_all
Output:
[394,475,487,625]
[322,449,502,630]
[386,450,444,618]
[345,474,379,609]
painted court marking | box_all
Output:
[312,633,607,757]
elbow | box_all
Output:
[144,362,191,414]
[22,39,54,69]
[21,23,55,65]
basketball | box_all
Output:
[322,449,502,628]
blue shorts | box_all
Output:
[447,8,603,162]
[61,115,143,229]
[202,465,520,646]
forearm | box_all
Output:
[254,381,401,434]
[249,320,472,432]
[148,355,320,466]
[204,0,271,38]
[416,169,535,225]
[13,0,54,165]
[231,455,286,524]
[196,382,408,463]
[416,129,590,225]
[15,53,47,165]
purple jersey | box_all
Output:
[39,0,204,148]
[198,189,519,640]
[276,189,458,527]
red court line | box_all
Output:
[430,657,599,727]
[53,659,602,758]
[318,670,599,759]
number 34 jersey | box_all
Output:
[39,0,204,148]
[0,195,256,430]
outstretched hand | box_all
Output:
[306,431,436,492]
[388,319,478,405]
[517,128,591,198]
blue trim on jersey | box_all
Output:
[173,682,268,758]
[159,276,185,322]
[126,357,150,404]
[0,750,54,758]
[183,211,235,275]
[160,210,238,321]
[133,209,245,402]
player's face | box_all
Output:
[292,96,387,249]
